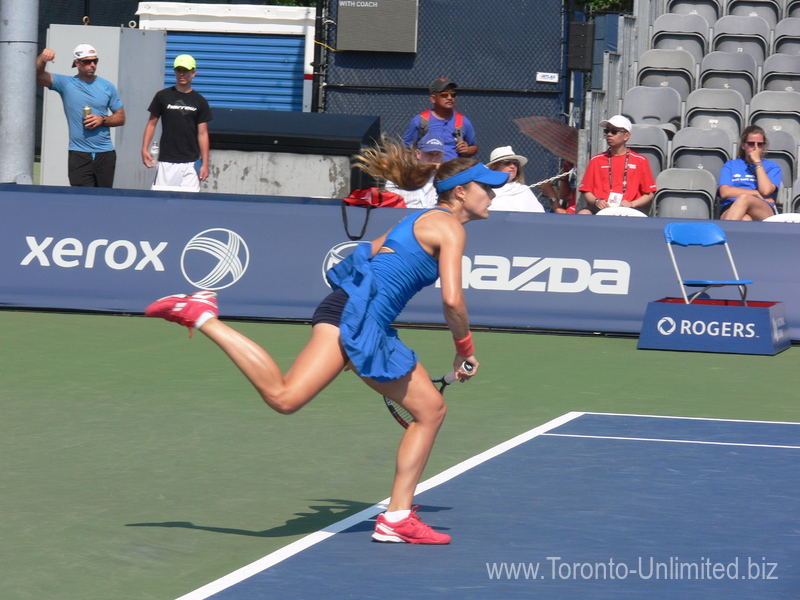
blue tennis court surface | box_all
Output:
[179,413,800,599]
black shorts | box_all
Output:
[68,150,116,187]
[311,288,349,327]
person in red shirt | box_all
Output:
[579,115,657,215]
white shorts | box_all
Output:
[152,161,200,192]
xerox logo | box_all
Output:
[181,228,249,290]
[657,317,676,335]
[21,228,251,290]
[21,236,168,271]
[460,256,630,294]
[322,241,359,287]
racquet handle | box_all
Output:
[443,361,474,384]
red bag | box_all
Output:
[341,188,406,240]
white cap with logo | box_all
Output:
[599,115,632,132]
[72,44,98,66]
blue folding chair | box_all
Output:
[664,222,752,305]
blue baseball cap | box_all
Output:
[417,133,445,153]
[435,163,509,193]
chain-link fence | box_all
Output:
[37,0,571,186]
[320,0,570,188]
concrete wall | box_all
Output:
[203,150,350,198]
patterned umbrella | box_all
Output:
[512,116,578,165]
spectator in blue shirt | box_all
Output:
[718,125,781,221]
[403,78,477,160]
[36,44,126,187]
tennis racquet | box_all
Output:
[383,361,474,429]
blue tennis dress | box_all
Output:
[326,208,447,382]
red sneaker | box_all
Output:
[145,291,218,336]
[372,506,451,544]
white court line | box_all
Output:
[581,411,800,426]
[174,411,585,600]
[543,432,800,450]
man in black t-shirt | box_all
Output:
[142,54,212,192]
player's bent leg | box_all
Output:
[365,364,450,544]
[200,320,347,414]
[146,292,347,414]
[368,365,447,509]
[363,361,447,428]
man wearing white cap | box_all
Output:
[142,54,212,192]
[578,115,656,214]
[36,44,126,187]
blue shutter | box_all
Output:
[165,31,305,111]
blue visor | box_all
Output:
[435,163,510,192]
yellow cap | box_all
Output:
[173,54,196,70]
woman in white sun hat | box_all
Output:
[486,146,545,212]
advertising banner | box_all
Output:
[2,185,800,340]
[638,298,791,355]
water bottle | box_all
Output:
[149,141,160,162]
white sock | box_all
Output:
[194,310,215,330]
[383,509,411,523]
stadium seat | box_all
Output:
[670,126,735,180]
[684,88,747,142]
[651,12,711,64]
[725,0,782,29]
[790,176,800,212]
[654,168,719,219]
[761,53,800,92]
[628,124,671,179]
[622,86,683,129]
[666,0,722,26]
[788,0,800,17]
[749,91,800,148]
[762,129,798,204]
[637,48,697,101]
[699,51,759,103]
[773,18,800,55]
[712,15,771,67]
[663,222,752,305]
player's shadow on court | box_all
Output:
[126,499,388,538]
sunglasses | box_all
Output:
[499,160,519,167]
[604,128,625,135]
[744,141,766,148]
[79,58,98,65]
[437,91,457,98]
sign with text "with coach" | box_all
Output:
[638,298,790,355]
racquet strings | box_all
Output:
[383,363,470,428]
[385,373,452,428]
[385,397,414,427]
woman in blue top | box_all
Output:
[145,141,508,544]
[719,125,782,221]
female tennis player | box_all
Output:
[145,142,508,544]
